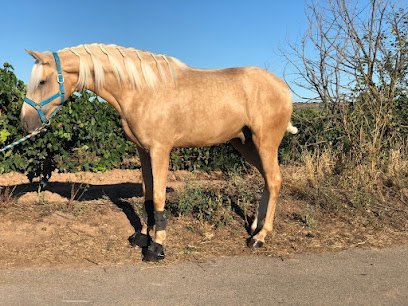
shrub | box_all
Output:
[170,144,246,172]
[286,147,408,213]
[0,88,138,184]
[0,63,249,183]
[169,182,233,227]
[279,105,345,163]
[0,63,27,173]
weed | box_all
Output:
[58,201,91,216]
[223,169,263,224]
[35,193,49,206]
[384,149,408,195]
[0,186,16,207]
[170,182,233,227]
[69,182,89,202]
[305,204,315,227]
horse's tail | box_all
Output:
[286,121,298,134]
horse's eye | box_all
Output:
[39,80,46,85]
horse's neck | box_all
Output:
[61,48,188,113]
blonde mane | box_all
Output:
[67,43,188,91]
[28,43,187,92]
[28,60,45,92]
[65,43,187,91]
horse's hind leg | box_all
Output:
[231,137,268,234]
[247,131,284,247]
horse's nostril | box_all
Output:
[21,114,38,133]
[21,120,28,132]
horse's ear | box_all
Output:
[25,49,50,64]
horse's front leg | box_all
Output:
[142,145,171,262]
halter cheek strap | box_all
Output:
[23,52,65,124]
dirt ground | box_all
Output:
[0,168,407,268]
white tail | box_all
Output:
[286,122,298,134]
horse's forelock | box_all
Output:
[27,61,44,92]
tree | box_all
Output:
[284,0,407,164]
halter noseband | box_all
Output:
[23,52,65,124]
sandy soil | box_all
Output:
[0,168,407,268]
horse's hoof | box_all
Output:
[128,232,150,248]
[246,237,264,248]
[142,241,165,262]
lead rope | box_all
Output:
[0,122,50,153]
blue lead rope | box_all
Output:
[0,123,49,153]
[0,51,65,154]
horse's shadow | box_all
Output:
[7,181,159,233]
[6,180,252,236]
[11,181,144,202]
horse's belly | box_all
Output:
[173,115,244,147]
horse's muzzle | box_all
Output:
[21,111,42,133]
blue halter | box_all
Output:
[23,52,65,124]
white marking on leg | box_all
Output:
[251,217,258,234]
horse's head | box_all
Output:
[21,50,74,132]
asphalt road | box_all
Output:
[0,246,407,305]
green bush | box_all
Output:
[170,144,245,172]
[169,181,233,226]
[0,63,247,183]
[11,60,403,184]
[0,64,137,183]
[0,63,28,174]
[279,106,340,163]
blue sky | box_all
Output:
[1,0,307,96]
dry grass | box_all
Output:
[288,147,406,207]
[282,147,408,237]
[0,155,407,268]
[383,149,408,201]
[0,186,16,208]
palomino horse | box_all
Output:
[21,44,297,261]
